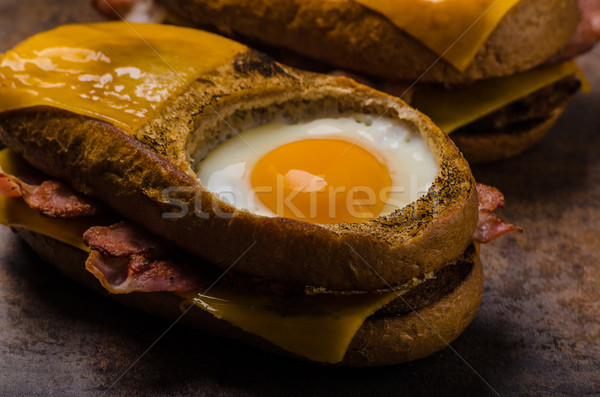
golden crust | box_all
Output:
[12,227,483,367]
[0,51,477,291]
[160,0,580,83]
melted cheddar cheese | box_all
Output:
[182,289,396,363]
[0,22,244,130]
[353,0,520,70]
[0,21,584,139]
[411,61,581,133]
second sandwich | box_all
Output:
[146,0,600,162]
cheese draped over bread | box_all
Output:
[0,22,244,130]
[354,0,520,71]
[0,21,583,137]
[411,61,582,133]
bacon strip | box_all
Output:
[92,0,164,23]
[0,170,102,217]
[83,222,205,294]
[546,0,600,64]
[0,173,22,198]
[475,183,522,243]
[82,187,518,295]
[3,157,518,288]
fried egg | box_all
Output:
[197,116,437,224]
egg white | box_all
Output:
[197,116,438,220]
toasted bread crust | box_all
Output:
[0,51,477,291]
[161,0,580,83]
[12,227,483,366]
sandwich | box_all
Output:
[0,22,519,365]
[94,0,600,162]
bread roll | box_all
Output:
[160,0,580,83]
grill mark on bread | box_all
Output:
[233,51,288,78]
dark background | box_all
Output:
[0,1,599,396]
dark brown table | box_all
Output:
[1,1,599,395]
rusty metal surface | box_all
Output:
[0,1,599,395]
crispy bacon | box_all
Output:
[4,158,517,290]
[93,0,138,19]
[475,183,522,244]
[547,0,600,64]
[83,222,205,294]
[0,173,22,198]
[0,170,102,217]
[84,220,165,257]
[92,0,164,23]
[81,188,518,295]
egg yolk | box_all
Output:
[250,139,392,224]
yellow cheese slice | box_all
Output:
[0,22,245,131]
[0,195,97,252]
[0,147,396,363]
[353,0,520,71]
[182,289,396,364]
[411,61,579,133]
[577,66,592,94]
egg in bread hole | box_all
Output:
[197,115,437,224]
[0,21,528,367]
